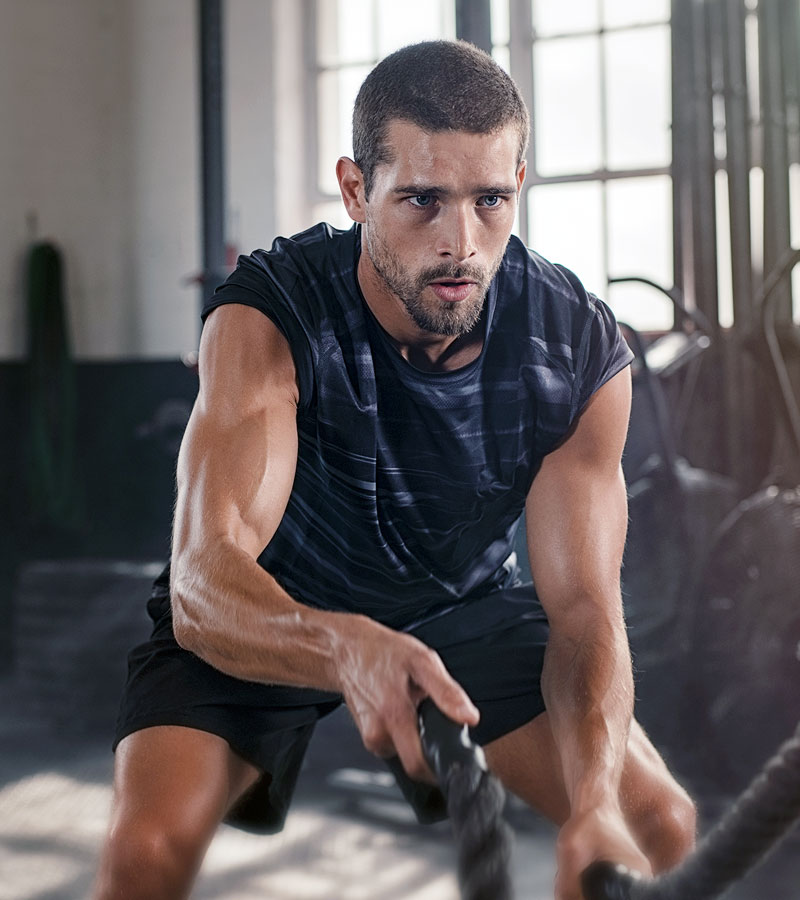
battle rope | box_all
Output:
[583,718,800,900]
[418,700,514,900]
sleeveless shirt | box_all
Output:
[200,223,633,630]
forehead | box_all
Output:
[375,119,521,187]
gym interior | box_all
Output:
[1,1,799,898]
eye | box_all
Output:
[479,194,502,208]
[409,195,435,208]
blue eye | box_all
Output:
[481,195,501,207]
[409,195,434,207]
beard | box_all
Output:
[364,221,503,337]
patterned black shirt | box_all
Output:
[202,223,633,629]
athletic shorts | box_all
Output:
[114,583,550,833]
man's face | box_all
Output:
[352,120,525,338]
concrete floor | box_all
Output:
[2,661,798,899]
[0,673,561,900]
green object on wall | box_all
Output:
[26,241,81,532]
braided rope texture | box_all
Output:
[445,762,515,900]
[584,721,800,900]
[644,723,800,900]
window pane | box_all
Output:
[606,281,673,331]
[377,0,454,57]
[491,0,510,45]
[492,44,511,74]
[605,26,671,170]
[603,0,670,29]
[533,37,602,175]
[528,181,605,296]
[317,66,371,195]
[606,175,673,330]
[313,200,353,231]
[716,170,734,328]
[317,0,376,66]
[532,0,599,36]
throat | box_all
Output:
[389,321,485,373]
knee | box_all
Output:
[635,786,697,872]
[95,815,209,900]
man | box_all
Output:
[94,40,695,900]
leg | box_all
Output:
[93,725,261,900]
[484,712,696,872]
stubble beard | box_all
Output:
[364,222,503,337]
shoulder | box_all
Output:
[496,236,608,336]
[492,237,626,383]
[492,237,633,452]
[202,223,361,410]
[207,222,359,313]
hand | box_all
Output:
[555,803,652,900]
[332,615,480,783]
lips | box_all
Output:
[429,281,476,303]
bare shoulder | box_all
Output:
[198,304,299,414]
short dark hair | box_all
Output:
[352,40,530,198]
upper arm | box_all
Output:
[525,367,632,629]
[172,304,301,566]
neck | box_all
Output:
[356,251,484,373]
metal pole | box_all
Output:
[198,0,227,312]
[455,0,493,54]
[721,0,758,489]
[671,0,697,314]
[722,0,753,330]
[759,0,792,321]
[509,0,534,246]
[691,0,720,331]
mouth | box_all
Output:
[429,279,477,303]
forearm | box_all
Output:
[541,601,634,814]
[171,539,361,691]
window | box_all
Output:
[493,0,674,331]
[309,0,674,330]
[309,0,456,228]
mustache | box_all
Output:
[418,264,487,284]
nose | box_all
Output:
[436,205,477,263]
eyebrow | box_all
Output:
[392,184,518,196]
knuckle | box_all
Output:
[361,726,385,755]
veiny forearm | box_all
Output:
[542,602,634,813]
[171,539,358,691]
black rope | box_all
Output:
[583,719,800,900]
[418,700,514,900]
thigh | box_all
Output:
[110,725,261,841]
[409,584,549,747]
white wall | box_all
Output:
[0,0,306,360]
[0,0,135,359]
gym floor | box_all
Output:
[1,673,799,900]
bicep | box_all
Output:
[173,304,300,562]
[525,367,632,629]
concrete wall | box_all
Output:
[0,0,302,360]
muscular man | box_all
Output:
[94,40,695,900]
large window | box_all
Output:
[309,0,674,331]
[308,0,455,227]
[493,0,673,331]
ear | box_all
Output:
[336,157,367,224]
[516,159,527,193]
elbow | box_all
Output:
[169,565,203,655]
[170,589,196,653]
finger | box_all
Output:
[409,650,480,726]
[390,698,437,784]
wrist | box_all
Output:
[570,782,624,820]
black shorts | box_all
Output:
[114,584,549,832]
